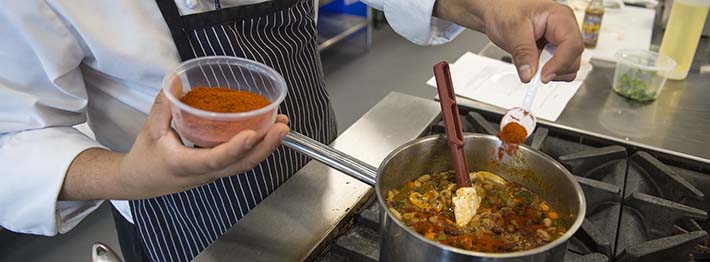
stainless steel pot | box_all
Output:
[284,131,585,262]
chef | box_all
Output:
[0,0,583,261]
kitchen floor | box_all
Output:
[0,25,489,262]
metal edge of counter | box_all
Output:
[192,92,442,262]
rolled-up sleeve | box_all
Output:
[0,129,104,235]
[0,1,104,236]
[361,0,465,46]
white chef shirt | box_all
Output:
[0,0,463,236]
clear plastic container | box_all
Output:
[163,56,287,147]
[612,49,676,102]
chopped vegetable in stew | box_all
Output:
[386,171,567,253]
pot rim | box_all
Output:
[375,133,586,258]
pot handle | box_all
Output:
[283,131,377,186]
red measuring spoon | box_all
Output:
[433,62,471,188]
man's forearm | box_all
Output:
[59,148,126,201]
[433,0,486,32]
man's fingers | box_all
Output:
[209,124,290,179]
[540,5,584,83]
[146,91,174,138]
[175,123,289,177]
[276,114,289,124]
[174,129,260,174]
[551,57,581,78]
[230,124,289,172]
[542,52,582,83]
[503,21,540,83]
[553,72,578,82]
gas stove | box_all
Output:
[316,108,710,262]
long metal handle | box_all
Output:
[283,131,377,186]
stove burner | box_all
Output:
[317,111,710,262]
[569,177,620,257]
[615,230,707,262]
[626,152,704,201]
[558,146,626,258]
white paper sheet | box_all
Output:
[427,52,585,122]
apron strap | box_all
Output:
[155,0,195,60]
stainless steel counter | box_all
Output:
[193,92,441,262]
[464,43,710,165]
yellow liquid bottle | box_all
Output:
[659,0,710,80]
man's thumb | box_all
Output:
[146,91,173,136]
[511,42,540,83]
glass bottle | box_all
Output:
[582,0,605,48]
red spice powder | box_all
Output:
[497,122,528,144]
[180,87,270,113]
[176,86,274,147]
[495,122,528,160]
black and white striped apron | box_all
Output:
[130,1,337,261]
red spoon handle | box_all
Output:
[433,62,471,188]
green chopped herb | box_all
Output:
[613,69,657,102]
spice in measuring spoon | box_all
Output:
[496,121,529,160]
[180,86,270,113]
[497,44,556,158]
[498,122,528,144]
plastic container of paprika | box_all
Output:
[162,56,287,147]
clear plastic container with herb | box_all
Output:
[612,49,676,102]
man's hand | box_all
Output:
[61,92,290,200]
[434,0,584,83]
